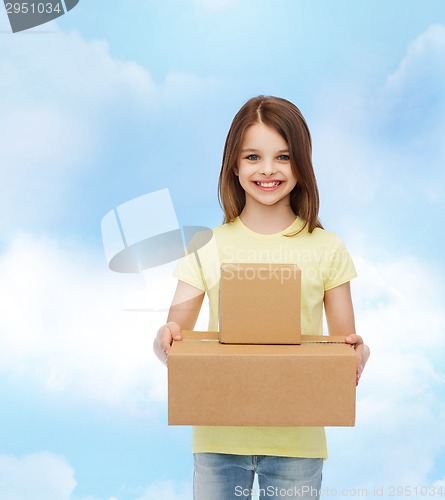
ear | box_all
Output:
[233,166,239,176]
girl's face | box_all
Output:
[235,121,297,210]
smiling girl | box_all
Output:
[154,96,370,500]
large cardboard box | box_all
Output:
[168,331,356,427]
[219,263,301,344]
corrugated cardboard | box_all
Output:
[168,331,356,427]
[219,263,301,344]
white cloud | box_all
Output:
[385,24,445,97]
[0,29,155,234]
[0,231,209,407]
[0,28,224,236]
[0,232,187,410]
[379,24,445,170]
[135,479,192,500]
[324,253,445,491]
[0,452,76,500]
[314,24,445,229]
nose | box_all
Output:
[259,159,277,176]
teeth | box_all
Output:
[256,181,281,187]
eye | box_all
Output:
[277,154,290,161]
[246,154,260,161]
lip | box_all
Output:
[253,180,284,191]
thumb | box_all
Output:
[166,321,182,339]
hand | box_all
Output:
[345,334,370,386]
[156,321,182,365]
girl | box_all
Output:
[154,96,370,500]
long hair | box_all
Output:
[218,95,323,233]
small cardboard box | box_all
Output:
[219,263,301,344]
[168,331,356,427]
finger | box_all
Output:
[160,333,173,351]
[161,326,183,353]
[160,330,175,351]
[166,322,183,341]
[345,334,363,345]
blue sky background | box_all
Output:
[1,1,445,498]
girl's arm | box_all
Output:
[324,282,370,385]
[153,280,205,366]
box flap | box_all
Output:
[180,331,347,344]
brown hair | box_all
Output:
[218,95,323,233]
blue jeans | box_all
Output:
[194,453,323,500]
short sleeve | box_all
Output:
[173,250,206,291]
[172,229,221,292]
[323,235,357,291]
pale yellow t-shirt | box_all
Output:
[173,216,357,459]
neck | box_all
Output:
[239,202,297,235]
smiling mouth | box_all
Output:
[254,181,283,188]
